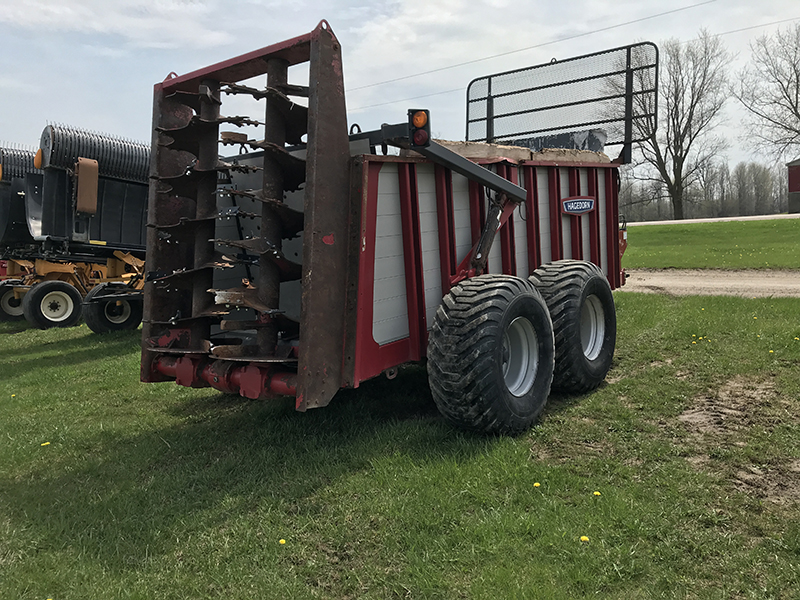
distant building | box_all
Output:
[789,158,800,214]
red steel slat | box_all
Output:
[499,164,517,276]
[398,164,426,361]
[523,166,541,272]
[604,169,620,288]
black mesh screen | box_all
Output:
[466,42,658,154]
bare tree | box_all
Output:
[634,31,732,220]
[732,24,800,160]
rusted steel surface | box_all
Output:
[295,23,352,411]
[160,25,320,94]
[257,57,289,357]
[142,20,347,408]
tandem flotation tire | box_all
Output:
[529,260,616,394]
[83,283,143,333]
[0,280,25,321]
[427,274,555,435]
[22,280,83,329]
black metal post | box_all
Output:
[258,58,288,355]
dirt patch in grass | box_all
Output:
[733,465,800,506]
[622,268,800,297]
[679,376,800,504]
[679,377,775,435]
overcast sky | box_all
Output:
[0,0,798,165]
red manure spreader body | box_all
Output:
[141,22,658,433]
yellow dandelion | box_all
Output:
[701,308,705,311]
[11,394,15,397]
[41,442,50,446]
[279,539,286,545]
[692,334,696,338]
[795,337,799,341]
[593,491,601,496]
[769,350,774,354]
[699,337,703,340]
[754,316,758,319]
[534,482,541,488]
[692,341,697,345]
[580,536,589,542]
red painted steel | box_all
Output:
[398,163,427,360]
[523,166,541,271]
[146,154,622,400]
[588,168,601,266]
[159,22,331,94]
[353,159,416,386]
[151,355,298,398]
[604,169,621,288]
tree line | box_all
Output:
[621,23,800,221]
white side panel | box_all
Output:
[536,167,551,265]
[581,214,591,261]
[452,173,472,261]
[416,163,443,328]
[513,167,529,278]
[486,164,503,274]
[579,168,589,195]
[487,196,503,274]
[560,168,571,260]
[373,163,410,345]
[598,170,609,276]
[579,168,592,261]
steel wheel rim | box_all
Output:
[1,288,23,317]
[40,290,74,322]
[104,300,132,324]
[580,294,605,360]
[502,316,539,397]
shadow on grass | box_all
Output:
[541,380,609,420]
[1,365,502,577]
[0,330,141,377]
[0,320,30,335]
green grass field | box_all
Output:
[2,290,800,598]
[2,217,800,598]
[623,218,800,270]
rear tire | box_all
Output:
[22,280,83,329]
[427,274,555,435]
[0,280,25,321]
[83,283,143,333]
[530,260,616,394]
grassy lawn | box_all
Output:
[623,218,800,270]
[2,290,800,598]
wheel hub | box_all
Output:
[580,294,605,360]
[41,291,74,322]
[104,300,132,324]
[1,289,24,316]
[502,316,539,397]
